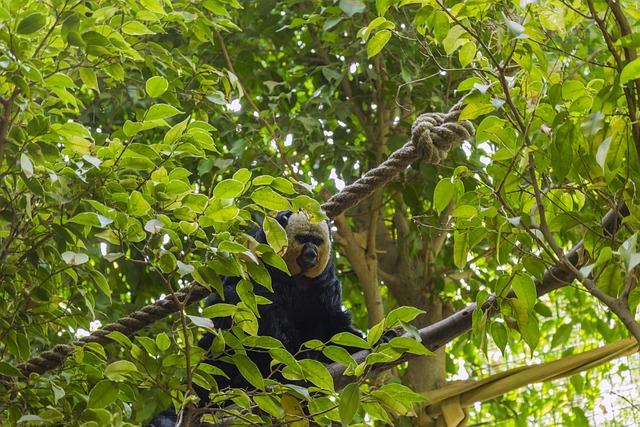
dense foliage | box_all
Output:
[1,0,639,426]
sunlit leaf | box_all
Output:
[367,30,391,58]
[146,76,169,98]
[620,57,640,84]
[145,103,183,121]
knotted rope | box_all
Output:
[322,108,474,219]
[15,103,474,377]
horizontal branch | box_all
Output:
[330,205,629,390]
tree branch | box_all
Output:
[328,205,631,390]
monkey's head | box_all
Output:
[276,210,331,279]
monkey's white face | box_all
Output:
[281,212,331,278]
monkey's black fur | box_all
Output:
[148,211,362,426]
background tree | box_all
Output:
[1,0,639,426]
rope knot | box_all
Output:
[411,110,475,164]
[411,113,446,164]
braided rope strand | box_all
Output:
[17,283,210,375]
[322,108,474,219]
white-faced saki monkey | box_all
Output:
[148,210,364,426]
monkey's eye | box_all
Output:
[296,235,324,246]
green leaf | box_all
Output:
[452,205,477,219]
[551,323,573,349]
[145,103,183,121]
[156,333,171,351]
[322,345,356,367]
[433,178,454,213]
[620,57,640,84]
[68,212,113,228]
[122,21,154,35]
[459,42,476,67]
[80,68,100,92]
[144,219,165,234]
[0,361,23,377]
[158,252,177,273]
[379,382,428,404]
[597,263,623,297]
[17,12,46,34]
[202,303,237,318]
[218,240,248,252]
[299,359,334,391]
[367,319,385,347]
[433,11,450,43]
[331,332,370,349]
[61,13,79,35]
[246,261,273,291]
[511,274,537,311]
[105,63,124,81]
[250,187,292,211]
[136,337,158,356]
[128,191,151,216]
[164,117,189,145]
[104,360,138,381]
[388,337,432,355]
[453,231,469,270]
[263,216,288,255]
[204,202,239,222]
[361,17,387,42]
[146,76,169,98]
[339,383,360,425]
[443,25,467,54]
[371,390,410,415]
[17,416,46,423]
[362,401,392,424]
[192,266,223,295]
[87,381,119,409]
[550,122,575,182]
[140,0,166,14]
[91,270,111,299]
[82,30,110,46]
[67,31,85,46]
[106,331,132,348]
[232,354,264,389]
[253,395,283,418]
[386,306,425,328]
[214,179,245,199]
[367,30,391,58]
[490,322,508,355]
[523,313,539,352]
[459,101,495,120]
[243,336,283,349]
[45,73,76,88]
[233,168,252,183]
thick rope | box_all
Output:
[15,103,474,377]
[322,106,475,219]
[17,284,211,376]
